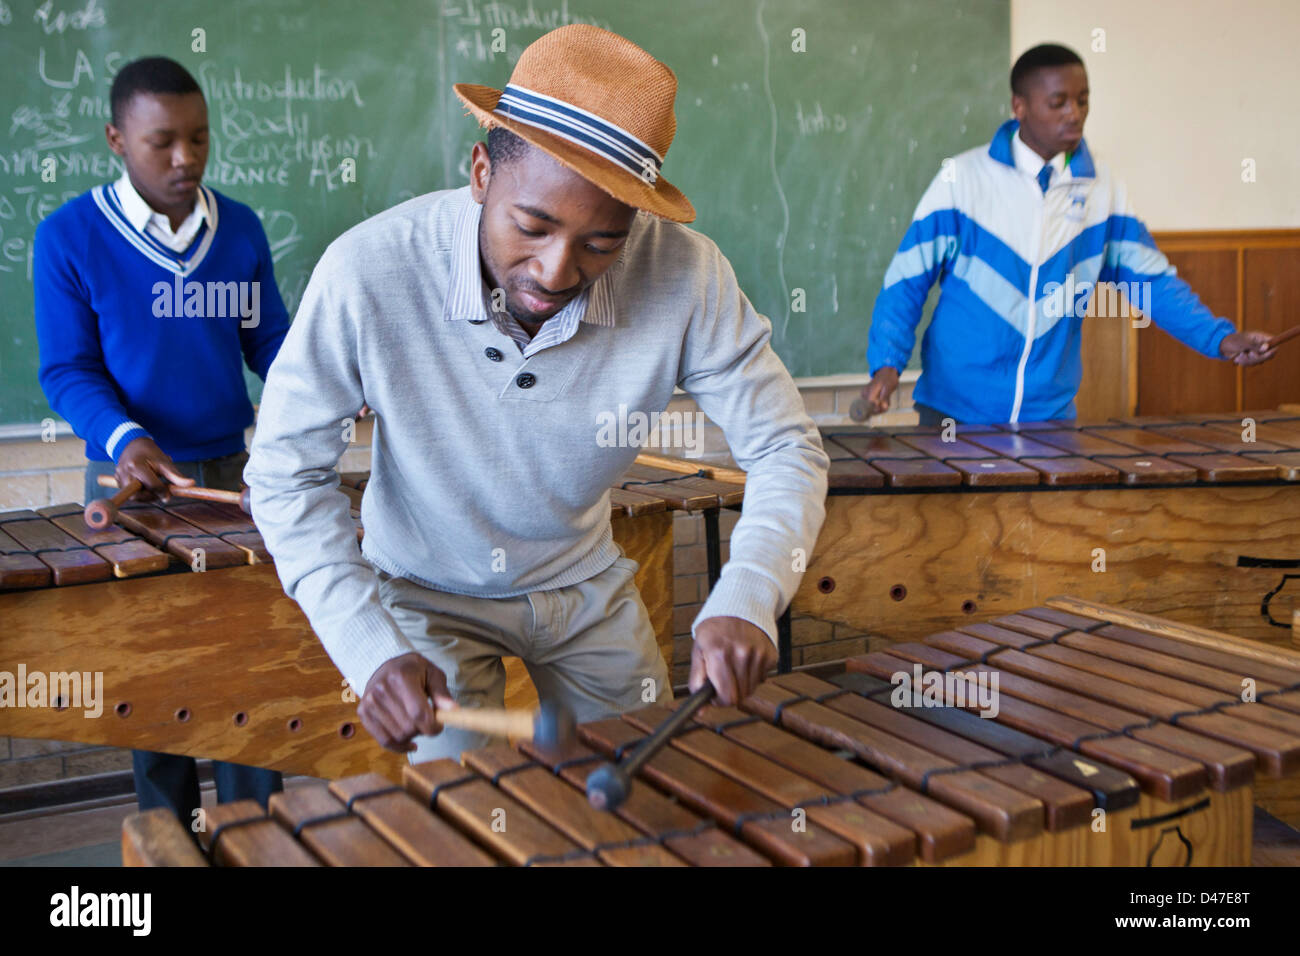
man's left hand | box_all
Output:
[689,616,776,707]
[1220,331,1276,366]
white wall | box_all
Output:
[1011,0,1300,230]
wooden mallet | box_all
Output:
[84,478,143,531]
[95,474,252,514]
[586,682,715,811]
[1264,324,1300,352]
[435,700,575,750]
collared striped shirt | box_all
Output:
[441,197,617,358]
[113,171,210,253]
[1011,129,1068,187]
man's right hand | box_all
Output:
[115,437,194,500]
[1219,330,1276,366]
[860,366,899,415]
[358,653,455,753]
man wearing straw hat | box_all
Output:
[246,25,829,760]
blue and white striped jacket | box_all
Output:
[867,119,1235,423]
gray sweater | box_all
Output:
[245,186,829,695]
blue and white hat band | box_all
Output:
[494,84,664,185]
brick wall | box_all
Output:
[651,375,920,685]
[0,375,918,790]
[0,737,133,790]
[667,509,891,687]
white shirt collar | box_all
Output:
[113,171,209,252]
[1012,129,1068,181]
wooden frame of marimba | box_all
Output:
[794,410,1300,646]
[123,597,1300,866]
[0,462,728,779]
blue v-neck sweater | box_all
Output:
[34,183,290,461]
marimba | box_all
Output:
[123,598,1300,867]
[0,462,743,779]
[795,409,1300,653]
[0,463,732,586]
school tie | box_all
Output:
[1037,163,1053,194]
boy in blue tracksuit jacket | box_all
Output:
[862,44,1276,425]
[33,57,290,825]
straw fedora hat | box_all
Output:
[454,24,695,223]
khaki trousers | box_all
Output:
[375,554,671,762]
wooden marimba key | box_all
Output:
[1,454,735,591]
[0,503,173,587]
[0,497,277,588]
[822,409,1300,490]
[124,597,1300,867]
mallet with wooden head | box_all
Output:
[95,474,253,514]
[435,700,575,751]
[83,478,143,531]
[1265,324,1300,352]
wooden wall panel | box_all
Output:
[1136,248,1239,414]
[1076,290,1134,421]
[1133,230,1300,417]
[1243,246,1300,410]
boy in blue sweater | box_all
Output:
[861,44,1277,425]
[33,57,289,824]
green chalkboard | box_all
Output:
[0,0,1008,425]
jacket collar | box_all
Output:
[988,118,1095,180]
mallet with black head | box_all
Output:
[585,681,715,811]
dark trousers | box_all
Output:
[913,401,960,427]
[85,451,283,823]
